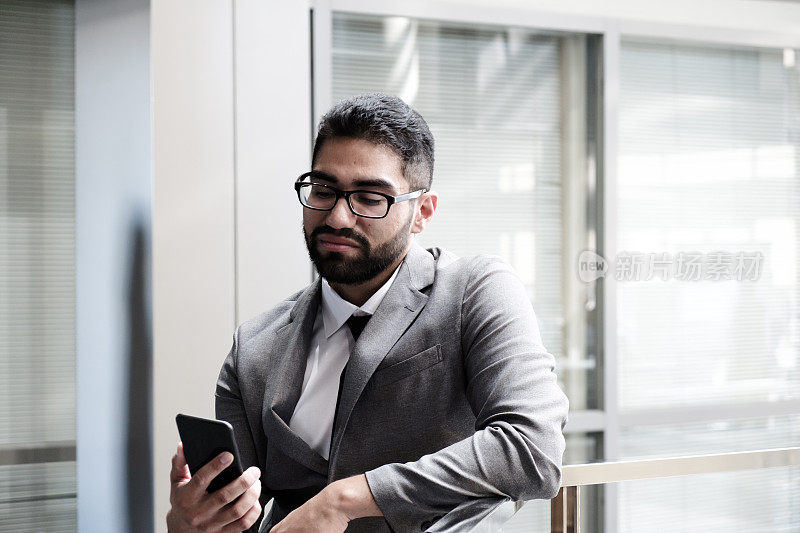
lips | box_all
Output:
[317,234,361,251]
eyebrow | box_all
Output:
[310,171,398,192]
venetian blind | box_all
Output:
[617,40,800,412]
[0,0,77,529]
[330,13,564,358]
[617,39,800,531]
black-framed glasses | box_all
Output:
[294,172,427,219]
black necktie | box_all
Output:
[346,314,371,341]
[330,314,372,455]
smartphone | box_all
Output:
[176,413,244,493]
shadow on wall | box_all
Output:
[125,217,153,531]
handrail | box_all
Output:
[561,446,800,486]
[551,447,800,533]
[428,447,800,533]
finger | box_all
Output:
[170,443,191,484]
[186,451,234,496]
[195,466,261,525]
[220,477,261,524]
[221,500,263,533]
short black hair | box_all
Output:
[312,93,434,191]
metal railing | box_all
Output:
[552,447,800,533]
[428,447,800,532]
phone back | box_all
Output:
[176,413,244,492]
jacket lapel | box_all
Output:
[262,278,329,475]
[329,243,435,463]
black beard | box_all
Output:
[303,219,411,285]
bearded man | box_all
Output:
[167,93,568,533]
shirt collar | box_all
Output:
[320,264,402,339]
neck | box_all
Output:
[328,246,409,307]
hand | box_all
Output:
[269,485,349,533]
[167,443,262,532]
[270,475,382,532]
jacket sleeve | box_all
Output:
[363,256,569,532]
[215,327,271,533]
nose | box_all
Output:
[324,195,357,229]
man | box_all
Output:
[167,94,569,532]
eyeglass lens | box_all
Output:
[298,183,389,217]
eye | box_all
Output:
[351,192,385,206]
[310,187,334,199]
[358,197,382,206]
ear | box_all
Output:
[410,190,438,234]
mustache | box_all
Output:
[311,225,370,248]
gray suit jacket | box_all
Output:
[215,243,569,532]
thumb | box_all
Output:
[170,442,191,484]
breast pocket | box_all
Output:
[371,344,443,388]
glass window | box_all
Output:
[0,1,76,529]
[618,467,799,532]
[329,12,602,412]
[620,414,800,459]
[618,40,800,413]
[617,38,800,529]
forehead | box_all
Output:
[312,137,408,190]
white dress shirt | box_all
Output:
[288,265,401,460]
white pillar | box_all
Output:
[151,1,237,529]
[76,0,152,530]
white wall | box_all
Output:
[151,0,312,529]
[233,0,312,324]
[151,1,236,529]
